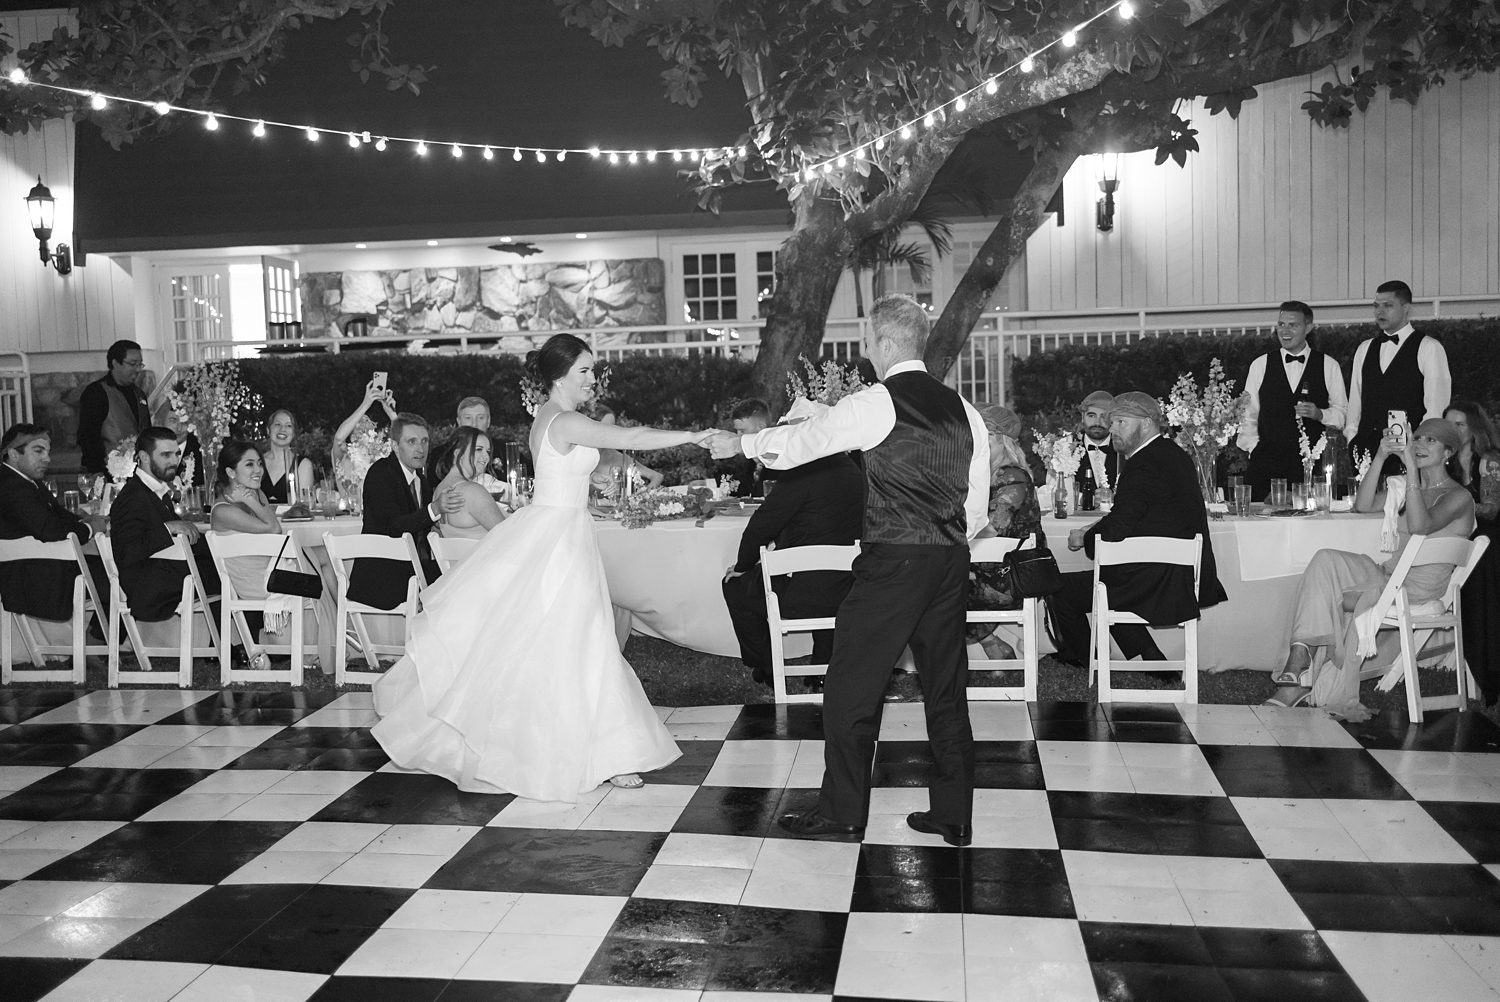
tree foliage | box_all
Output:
[0,0,431,147]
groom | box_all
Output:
[710,294,989,846]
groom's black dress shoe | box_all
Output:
[777,811,864,841]
[907,811,972,847]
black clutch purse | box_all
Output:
[264,535,323,599]
[998,532,1064,598]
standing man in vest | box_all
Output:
[1236,301,1348,501]
[1344,281,1451,479]
[709,294,989,847]
[78,340,151,475]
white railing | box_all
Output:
[173,292,1498,409]
[0,352,32,431]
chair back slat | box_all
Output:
[0,536,80,562]
[431,534,479,571]
[323,532,417,562]
[1097,536,1200,568]
[1408,535,1477,569]
[761,543,859,577]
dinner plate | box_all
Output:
[1260,508,1315,518]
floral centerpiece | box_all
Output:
[619,486,717,529]
[785,355,869,406]
[1298,420,1331,488]
[166,360,263,480]
[1031,429,1085,516]
[335,417,392,501]
[1163,358,1241,504]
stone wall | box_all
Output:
[302,258,666,338]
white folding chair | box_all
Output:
[428,531,479,573]
[965,535,1042,701]
[759,543,859,704]
[95,534,221,688]
[1361,534,1490,723]
[1090,535,1202,704]
[0,535,108,684]
[324,531,425,685]
[206,531,320,687]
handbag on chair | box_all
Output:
[264,536,323,600]
[997,532,1063,599]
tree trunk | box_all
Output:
[751,196,855,409]
[924,146,1080,382]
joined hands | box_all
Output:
[706,430,743,460]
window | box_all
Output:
[683,252,738,322]
[755,250,780,317]
[263,256,298,327]
[162,270,229,363]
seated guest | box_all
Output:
[1047,392,1227,668]
[0,423,110,622]
[332,377,398,466]
[210,440,331,670]
[1075,390,1120,504]
[1444,401,1500,703]
[720,443,863,686]
[433,427,507,539]
[455,394,507,494]
[1269,419,1476,719]
[348,413,460,609]
[724,398,778,497]
[109,427,220,620]
[589,406,664,497]
[260,409,316,505]
[966,404,1043,660]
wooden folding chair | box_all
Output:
[1362,534,1491,723]
[1089,535,1202,704]
[206,531,320,687]
[428,530,479,573]
[759,542,859,704]
[95,534,221,688]
[965,534,1042,701]
[0,535,108,684]
[323,531,425,685]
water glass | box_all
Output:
[1095,487,1114,513]
[61,490,80,514]
[1269,478,1289,507]
[1233,484,1252,516]
[1311,482,1331,512]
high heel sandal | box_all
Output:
[608,774,644,789]
[1271,642,1311,685]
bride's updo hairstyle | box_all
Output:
[524,333,591,391]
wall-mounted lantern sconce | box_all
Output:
[24,176,72,275]
[1095,152,1120,233]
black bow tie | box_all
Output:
[1378,332,1400,345]
[1086,444,1103,452]
[1284,353,1305,364]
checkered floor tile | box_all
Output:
[2,687,1500,1000]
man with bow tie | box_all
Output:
[1235,301,1348,501]
[1075,390,1120,507]
[1344,280,1451,480]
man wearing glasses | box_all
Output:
[77,340,152,475]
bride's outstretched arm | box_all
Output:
[549,412,710,452]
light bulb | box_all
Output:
[415,141,428,155]
[451,144,463,158]
[836,155,847,168]
[153,100,171,115]
[672,150,682,162]
[628,151,638,163]
[608,152,619,164]
[821,162,832,174]
[1020,56,1035,73]
[90,92,106,110]
[647,149,657,161]
[6,68,25,84]
[589,146,601,158]
[205,113,219,131]
[512,148,522,161]
[804,168,816,181]
[253,119,266,137]
[923,112,935,129]
[1062,29,1078,47]
[482,146,493,160]
[361,131,371,143]
[305,126,319,141]
[1118,1,1134,18]
[984,78,998,95]
[374,136,387,151]
[556,150,566,161]
[899,125,913,139]
[875,137,886,151]
[535,149,545,163]
[348,132,360,148]
[955,96,968,112]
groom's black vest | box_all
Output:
[862,370,973,547]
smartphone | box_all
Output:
[371,371,388,393]
[1387,409,1409,447]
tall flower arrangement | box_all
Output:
[166,360,263,480]
[1163,359,1241,502]
[785,355,870,406]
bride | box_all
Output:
[372,334,713,801]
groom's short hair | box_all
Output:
[870,294,929,355]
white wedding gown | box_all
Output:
[371,416,680,802]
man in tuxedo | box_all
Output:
[1237,301,1348,501]
[1344,280,1451,479]
[0,424,110,620]
[710,294,989,847]
[109,427,220,621]
[77,339,151,475]
[1047,392,1228,667]
[724,397,776,498]
[348,413,461,609]
[720,451,863,686]
[1075,390,1120,505]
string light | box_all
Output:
[305,126,319,141]
[1020,56,1035,73]
[152,100,170,115]
[374,136,386,151]
[535,149,546,163]
[451,143,463,158]
[252,120,266,137]
[482,146,494,160]
[205,113,219,131]
[6,68,24,84]
[1062,29,1078,47]
[89,92,106,110]
[415,140,427,155]
[347,132,360,148]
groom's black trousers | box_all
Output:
[818,543,974,827]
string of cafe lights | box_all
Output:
[1,0,1137,175]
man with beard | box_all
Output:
[1236,301,1347,501]
[109,426,219,620]
[1045,392,1227,669]
[1074,390,1120,509]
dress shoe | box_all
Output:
[907,811,972,847]
[777,810,864,841]
[749,666,770,686]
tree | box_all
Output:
[0,0,429,148]
[556,0,1500,402]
